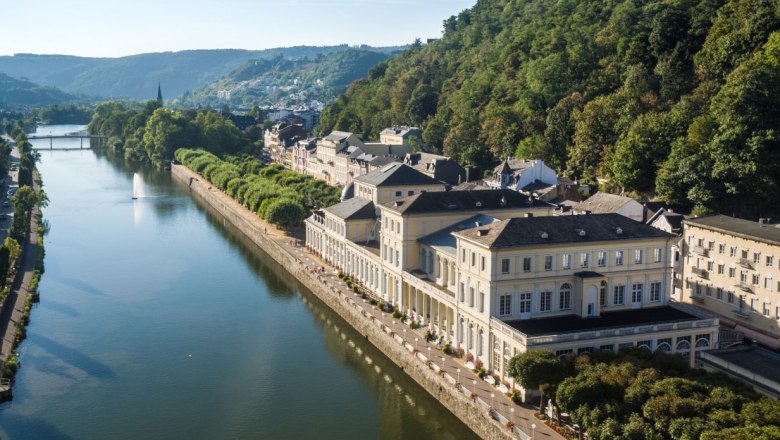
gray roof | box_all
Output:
[324,131,353,142]
[382,189,551,215]
[324,197,376,221]
[493,158,536,175]
[451,181,491,191]
[419,215,499,256]
[380,126,420,138]
[354,163,442,187]
[454,213,672,249]
[368,156,400,167]
[573,192,640,214]
[685,215,780,246]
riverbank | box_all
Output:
[172,164,559,440]
[0,168,42,399]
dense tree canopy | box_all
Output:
[318,0,780,217]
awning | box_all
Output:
[735,325,780,350]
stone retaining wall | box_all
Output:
[171,165,515,440]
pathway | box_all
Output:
[189,173,563,440]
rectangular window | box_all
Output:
[764,302,771,317]
[481,256,486,271]
[727,290,734,304]
[650,282,662,302]
[634,249,643,264]
[501,258,510,274]
[717,264,724,275]
[632,283,643,303]
[730,247,736,257]
[729,267,736,278]
[765,277,772,289]
[708,241,715,251]
[469,287,475,307]
[462,249,466,263]
[615,250,624,266]
[754,252,761,264]
[581,252,589,268]
[523,257,532,272]
[519,292,532,314]
[395,250,400,267]
[562,254,571,270]
[654,248,661,263]
[471,252,476,267]
[597,251,607,267]
[499,295,512,316]
[559,288,571,310]
[479,292,485,312]
[613,285,625,305]
[742,249,749,259]
[600,283,608,307]
[716,287,723,300]
[706,284,712,297]
[707,261,714,271]
[718,243,725,254]
[407,190,414,196]
[752,273,759,285]
[395,191,402,197]
[539,291,552,312]
[767,255,774,267]
[459,283,465,302]
[544,255,553,271]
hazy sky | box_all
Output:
[2,0,476,58]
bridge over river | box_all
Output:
[28,133,106,150]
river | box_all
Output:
[0,125,477,440]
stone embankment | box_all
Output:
[172,164,549,440]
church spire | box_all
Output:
[156,83,163,107]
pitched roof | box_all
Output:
[382,189,551,215]
[454,213,672,249]
[573,192,640,214]
[324,131,353,142]
[323,197,376,221]
[493,158,535,175]
[368,156,401,167]
[380,126,420,138]
[419,215,499,256]
[685,215,780,246]
[354,163,442,187]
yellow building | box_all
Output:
[305,166,719,386]
[681,215,780,349]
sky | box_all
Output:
[2,0,477,58]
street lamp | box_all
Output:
[491,393,495,410]
[472,379,477,397]
[531,423,536,439]
[415,337,419,351]
[510,407,515,427]
[456,368,460,384]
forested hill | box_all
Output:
[0,46,404,101]
[176,49,395,108]
[318,0,780,217]
[0,72,83,107]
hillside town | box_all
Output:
[264,122,780,401]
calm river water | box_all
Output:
[0,125,477,440]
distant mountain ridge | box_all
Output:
[0,72,83,107]
[177,49,397,108]
[0,46,404,100]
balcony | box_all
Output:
[690,294,705,303]
[691,267,708,279]
[692,246,708,257]
[738,258,753,269]
[732,309,750,319]
[734,281,752,293]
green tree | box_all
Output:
[507,350,568,410]
[263,198,306,228]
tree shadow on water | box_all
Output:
[30,335,115,379]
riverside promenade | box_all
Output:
[172,164,563,440]
[0,157,41,397]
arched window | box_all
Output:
[599,280,608,307]
[656,342,672,353]
[676,339,691,351]
[559,283,572,310]
[695,337,710,349]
